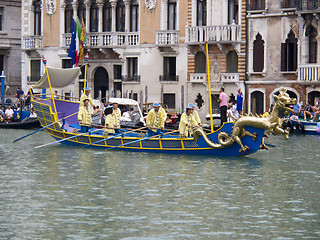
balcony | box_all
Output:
[156,30,179,45]
[298,64,320,81]
[296,0,320,11]
[190,73,206,83]
[186,24,240,44]
[159,75,179,82]
[23,35,43,49]
[221,73,240,82]
[62,32,139,48]
[122,75,141,82]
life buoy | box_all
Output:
[282,120,294,133]
[296,122,305,134]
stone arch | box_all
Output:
[270,87,299,104]
[93,66,109,100]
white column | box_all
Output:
[124,0,130,32]
[85,0,91,32]
[98,3,103,32]
[160,0,167,30]
[72,1,78,19]
[111,1,117,32]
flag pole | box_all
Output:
[206,43,214,133]
[43,57,58,122]
[84,54,89,88]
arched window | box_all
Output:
[116,0,125,32]
[103,0,112,32]
[227,51,238,73]
[94,67,109,99]
[197,0,206,26]
[33,0,41,35]
[195,52,206,73]
[306,25,317,63]
[253,33,264,72]
[65,0,73,33]
[251,91,264,114]
[308,91,320,106]
[90,0,98,32]
[77,0,86,24]
[281,30,297,71]
[130,0,139,32]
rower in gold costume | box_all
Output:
[78,98,92,133]
[179,105,197,137]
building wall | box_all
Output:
[0,0,21,97]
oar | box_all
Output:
[106,129,180,150]
[34,128,101,149]
[265,143,276,148]
[13,111,78,143]
[84,126,147,147]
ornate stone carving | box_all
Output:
[46,0,56,15]
[145,0,156,10]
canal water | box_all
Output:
[0,129,319,239]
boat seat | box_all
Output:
[69,124,81,130]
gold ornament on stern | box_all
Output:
[193,88,296,153]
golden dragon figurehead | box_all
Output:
[273,87,297,114]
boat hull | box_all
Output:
[32,98,266,156]
[291,119,320,135]
[0,118,40,129]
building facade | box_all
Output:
[21,0,247,120]
[247,0,320,114]
[0,0,21,97]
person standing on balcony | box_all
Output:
[218,87,229,125]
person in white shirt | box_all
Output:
[5,105,14,122]
[29,108,37,118]
[227,101,239,121]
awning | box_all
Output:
[31,67,81,89]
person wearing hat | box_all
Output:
[188,103,202,126]
[146,102,165,136]
[111,101,121,133]
[80,87,95,107]
[104,105,115,135]
[178,106,197,137]
[78,98,92,133]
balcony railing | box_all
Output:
[62,32,139,48]
[156,30,179,45]
[221,73,240,82]
[122,75,141,82]
[62,33,72,47]
[298,64,320,81]
[23,35,43,49]
[190,73,206,83]
[159,75,179,82]
[296,0,320,11]
[186,24,240,44]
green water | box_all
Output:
[1,129,320,239]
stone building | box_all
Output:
[21,0,247,120]
[0,0,21,97]
[246,0,320,114]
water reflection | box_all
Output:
[0,129,319,239]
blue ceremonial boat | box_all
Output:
[24,58,295,157]
[31,96,266,156]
